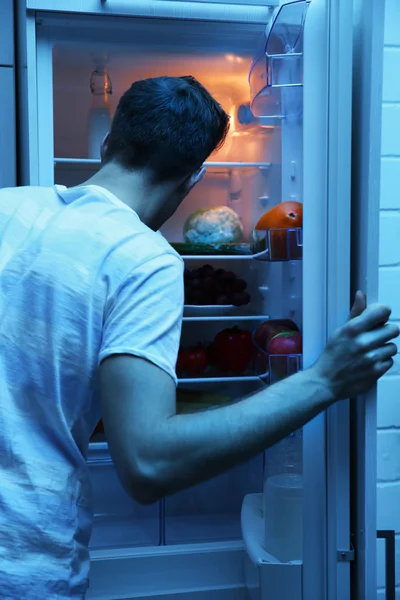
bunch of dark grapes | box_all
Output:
[184,264,251,306]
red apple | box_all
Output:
[267,331,302,382]
[267,331,302,355]
[253,319,299,351]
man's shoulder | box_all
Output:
[0,185,57,200]
[96,214,183,289]
[144,231,182,264]
[114,232,183,284]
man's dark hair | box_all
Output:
[103,75,230,182]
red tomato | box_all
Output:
[213,327,254,374]
[184,347,209,377]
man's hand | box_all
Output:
[349,290,366,319]
[312,294,398,401]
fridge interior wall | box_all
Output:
[45,13,304,552]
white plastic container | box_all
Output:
[263,430,303,562]
[263,473,303,562]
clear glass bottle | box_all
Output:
[87,69,112,159]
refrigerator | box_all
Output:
[12,0,386,598]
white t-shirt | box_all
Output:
[0,184,184,599]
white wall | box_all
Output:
[378,0,400,596]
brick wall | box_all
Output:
[377,0,400,595]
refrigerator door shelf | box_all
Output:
[252,227,303,262]
[241,494,302,600]
[258,353,302,385]
[249,1,309,119]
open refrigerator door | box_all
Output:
[241,1,357,600]
[351,0,386,598]
[14,0,377,598]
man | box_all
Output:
[0,75,397,599]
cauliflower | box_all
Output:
[183,206,244,244]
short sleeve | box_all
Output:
[99,252,184,386]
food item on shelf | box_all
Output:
[253,319,302,381]
[253,202,303,260]
[184,264,251,307]
[253,319,299,351]
[268,331,303,380]
[183,206,244,245]
[254,201,303,231]
[176,346,209,377]
[212,326,254,374]
[267,330,302,355]
[171,242,252,256]
[231,291,251,307]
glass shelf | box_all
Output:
[177,352,302,385]
[178,374,263,384]
[182,314,270,322]
[181,255,255,261]
[172,228,303,262]
[54,157,271,170]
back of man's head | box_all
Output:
[103,75,230,182]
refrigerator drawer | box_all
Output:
[88,447,160,550]
[165,454,264,544]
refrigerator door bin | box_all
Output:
[263,432,303,563]
[88,443,161,549]
[249,1,309,119]
[253,352,302,384]
[241,493,302,600]
[253,227,303,261]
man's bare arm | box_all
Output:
[100,303,398,504]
